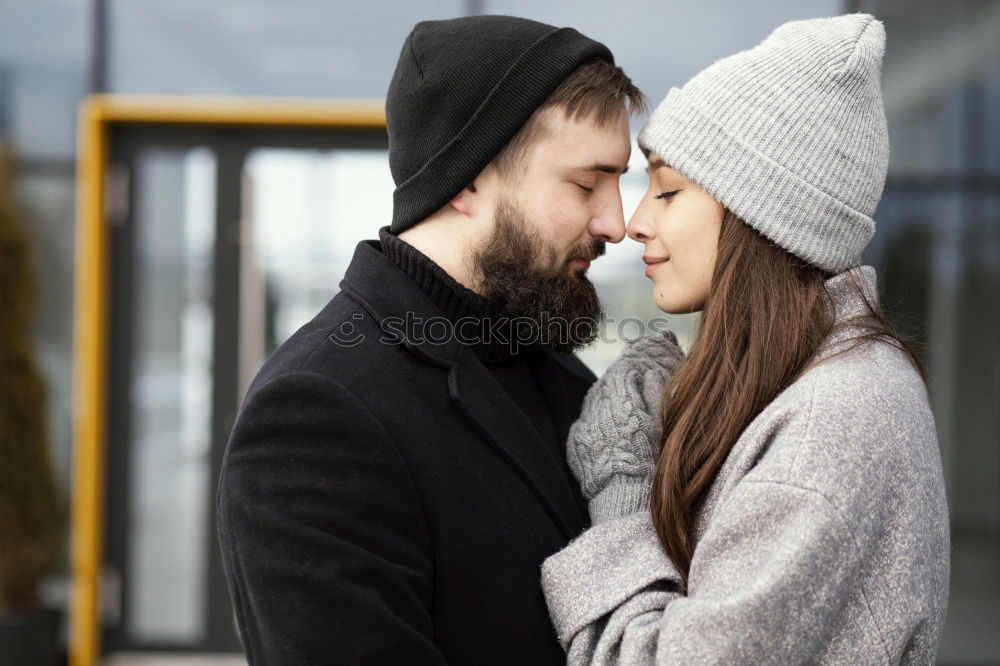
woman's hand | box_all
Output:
[568,329,685,524]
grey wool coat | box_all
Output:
[541,266,951,665]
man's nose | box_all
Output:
[589,191,627,243]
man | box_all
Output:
[217,15,644,665]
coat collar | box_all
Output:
[825,265,878,322]
[339,239,589,538]
[816,265,882,358]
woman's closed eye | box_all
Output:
[655,190,681,200]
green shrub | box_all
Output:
[0,142,64,615]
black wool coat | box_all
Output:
[217,238,595,665]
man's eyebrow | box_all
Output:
[579,163,629,175]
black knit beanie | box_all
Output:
[386,15,614,235]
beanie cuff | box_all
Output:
[390,28,612,234]
[638,88,875,273]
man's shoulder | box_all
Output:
[254,293,425,392]
[227,292,416,461]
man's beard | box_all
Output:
[469,198,605,353]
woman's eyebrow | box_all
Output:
[644,157,668,174]
[578,163,630,175]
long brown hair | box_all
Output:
[650,211,925,579]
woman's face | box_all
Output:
[626,151,724,313]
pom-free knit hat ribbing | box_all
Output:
[638,13,889,273]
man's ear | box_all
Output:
[449,180,478,217]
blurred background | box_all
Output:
[0,0,996,664]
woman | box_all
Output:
[543,13,950,665]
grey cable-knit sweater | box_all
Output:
[542,266,951,664]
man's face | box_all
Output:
[469,109,632,351]
[506,108,632,273]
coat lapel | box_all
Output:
[340,240,587,540]
[532,352,596,522]
[532,352,595,447]
[447,347,587,539]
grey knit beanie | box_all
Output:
[638,13,888,273]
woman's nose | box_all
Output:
[626,207,654,243]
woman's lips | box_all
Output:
[643,256,668,278]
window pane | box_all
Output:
[0,0,89,160]
[128,147,216,643]
[857,0,1000,660]
[239,148,393,393]
[108,0,464,96]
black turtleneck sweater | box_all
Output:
[379,227,561,457]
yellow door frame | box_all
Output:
[71,94,385,666]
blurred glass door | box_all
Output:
[128,146,216,644]
[101,126,388,657]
